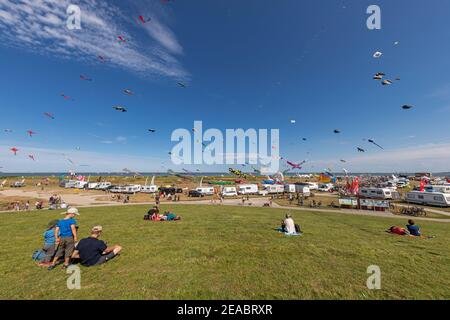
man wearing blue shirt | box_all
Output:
[406,219,421,237]
[48,207,79,270]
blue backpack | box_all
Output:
[32,250,45,261]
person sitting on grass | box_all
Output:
[37,220,59,266]
[151,207,161,221]
[406,220,421,237]
[72,226,122,267]
[284,214,296,234]
[145,206,159,220]
[48,208,79,270]
[406,220,435,238]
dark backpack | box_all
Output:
[295,224,301,233]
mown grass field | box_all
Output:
[0,204,449,300]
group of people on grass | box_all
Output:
[276,215,432,239]
[387,219,433,238]
[36,207,122,270]
[144,206,182,221]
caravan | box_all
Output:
[195,187,215,196]
[123,185,142,194]
[221,186,238,197]
[141,176,159,194]
[238,184,259,195]
[406,190,450,207]
[262,184,285,194]
[359,187,393,200]
[96,182,112,190]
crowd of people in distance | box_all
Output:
[33,207,122,270]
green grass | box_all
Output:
[0,204,449,300]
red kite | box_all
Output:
[27,130,36,137]
[138,16,151,24]
[10,147,19,155]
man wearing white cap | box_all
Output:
[73,225,122,267]
[48,207,79,270]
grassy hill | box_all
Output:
[0,204,449,299]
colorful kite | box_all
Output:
[113,106,127,112]
[368,139,384,150]
[286,160,306,170]
[138,16,151,24]
[44,112,55,119]
[27,130,36,137]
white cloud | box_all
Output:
[0,0,188,79]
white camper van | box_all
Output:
[406,191,450,207]
[62,180,77,188]
[284,184,296,193]
[141,176,159,194]
[221,186,238,197]
[141,185,159,193]
[87,182,99,190]
[110,186,126,193]
[123,185,142,194]
[262,184,285,194]
[305,182,318,191]
[238,184,259,195]
[318,183,334,192]
[295,185,311,196]
[359,187,393,200]
[196,187,215,196]
[74,181,89,189]
[96,182,112,190]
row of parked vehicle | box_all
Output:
[60,179,185,195]
[187,183,323,198]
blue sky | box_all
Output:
[1,0,450,173]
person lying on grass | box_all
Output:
[37,219,59,266]
[387,221,434,239]
[71,226,122,267]
[48,207,79,271]
[160,210,181,221]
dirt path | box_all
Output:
[0,189,117,206]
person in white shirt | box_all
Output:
[283,214,296,234]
